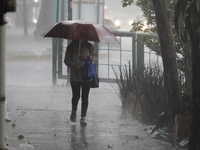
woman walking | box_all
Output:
[64,40,97,126]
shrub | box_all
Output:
[113,62,167,124]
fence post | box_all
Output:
[0,22,6,150]
[132,33,136,72]
[137,34,144,70]
[0,0,15,149]
[52,38,57,85]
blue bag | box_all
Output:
[82,56,96,80]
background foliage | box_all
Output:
[122,0,192,95]
[113,0,193,124]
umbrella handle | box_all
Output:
[78,40,81,63]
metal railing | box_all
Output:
[98,31,144,82]
[53,31,161,84]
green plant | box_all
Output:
[18,135,24,140]
[11,123,16,127]
[121,0,192,95]
[113,62,167,124]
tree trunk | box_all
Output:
[188,39,200,149]
[151,0,182,126]
[23,0,28,35]
[34,0,53,37]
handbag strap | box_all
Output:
[85,56,93,64]
[87,43,94,62]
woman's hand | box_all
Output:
[79,55,87,61]
[74,64,81,70]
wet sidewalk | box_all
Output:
[5,83,172,150]
[4,28,172,150]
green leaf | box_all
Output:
[11,123,16,127]
[18,135,24,140]
[122,3,128,7]
[135,135,139,139]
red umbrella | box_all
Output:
[42,20,119,43]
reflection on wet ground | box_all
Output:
[70,125,88,150]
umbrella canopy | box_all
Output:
[42,20,119,43]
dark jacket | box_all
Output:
[64,40,97,82]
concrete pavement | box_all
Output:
[5,83,172,150]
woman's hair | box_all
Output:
[72,40,79,45]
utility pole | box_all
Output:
[0,0,16,149]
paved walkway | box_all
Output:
[4,28,173,150]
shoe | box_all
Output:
[80,118,87,126]
[70,111,76,122]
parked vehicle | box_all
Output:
[103,19,118,32]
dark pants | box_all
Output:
[70,81,91,117]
